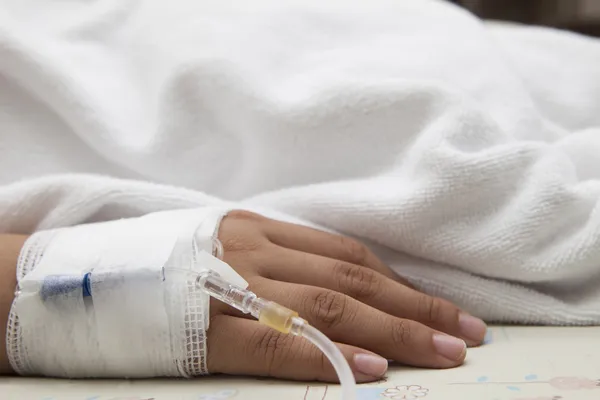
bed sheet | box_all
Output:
[2,326,599,400]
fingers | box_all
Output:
[263,249,487,347]
[252,279,468,369]
[261,218,411,285]
[206,315,388,382]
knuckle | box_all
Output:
[334,262,380,300]
[226,209,264,221]
[251,328,294,375]
[220,233,263,253]
[219,211,267,254]
[309,290,350,329]
[340,236,369,265]
[418,295,442,323]
[390,319,412,347]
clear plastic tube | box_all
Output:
[301,323,357,400]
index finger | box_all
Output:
[262,218,413,286]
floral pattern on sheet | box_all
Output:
[381,385,429,399]
[99,397,154,400]
[198,389,238,399]
[548,377,600,390]
[513,396,562,400]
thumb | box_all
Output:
[206,315,388,383]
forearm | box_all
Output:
[0,234,27,375]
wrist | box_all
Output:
[1,235,28,375]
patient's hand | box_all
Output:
[206,211,487,382]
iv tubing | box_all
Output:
[194,270,357,400]
[302,323,357,400]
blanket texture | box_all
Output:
[1,0,600,324]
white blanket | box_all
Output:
[1,0,600,324]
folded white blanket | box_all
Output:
[1,0,600,324]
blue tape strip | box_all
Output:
[40,273,92,301]
[82,272,92,297]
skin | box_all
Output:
[0,211,487,381]
[0,234,27,375]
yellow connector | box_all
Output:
[258,301,301,334]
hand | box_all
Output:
[206,211,487,382]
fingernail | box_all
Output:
[433,334,466,362]
[459,313,488,345]
[353,353,388,379]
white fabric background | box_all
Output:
[1,0,600,324]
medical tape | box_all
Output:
[7,207,241,378]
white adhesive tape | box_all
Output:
[7,207,238,378]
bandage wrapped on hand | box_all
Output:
[7,208,233,378]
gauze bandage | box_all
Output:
[7,207,246,378]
